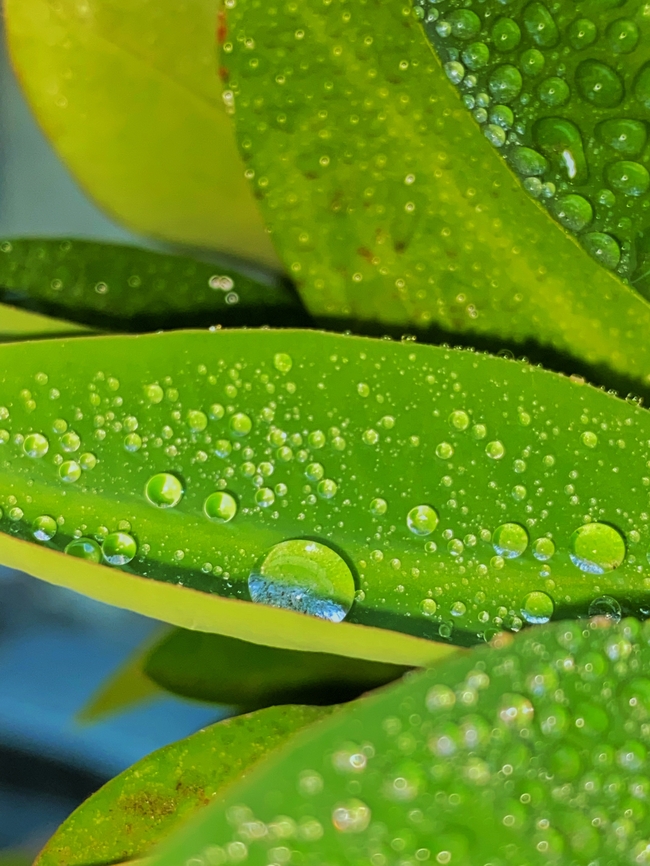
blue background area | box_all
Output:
[0,24,222,856]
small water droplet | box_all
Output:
[569,523,626,574]
[407,505,439,537]
[435,441,454,459]
[204,491,238,523]
[581,431,598,448]
[317,479,338,499]
[187,409,208,432]
[370,497,388,516]
[23,433,48,459]
[145,472,184,508]
[273,353,293,373]
[59,460,81,483]
[32,515,57,541]
[588,594,622,621]
[485,440,505,460]
[65,537,101,562]
[230,413,252,436]
[521,590,554,624]
[248,538,355,622]
[493,522,528,558]
[102,531,137,565]
[498,693,534,727]
[420,598,437,616]
[145,383,164,404]
[255,487,275,508]
[331,799,371,834]
[532,537,555,561]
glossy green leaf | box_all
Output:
[422,0,650,295]
[0,239,307,332]
[1,329,650,658]
[221,0,650,395]
[150,618,650,866]
[144,628,411,709]
[77,628,169,724]
[4,0,279,268]
[36,705,331,866]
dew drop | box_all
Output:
[569,523,626,574]
[248,538,355,623]
[407,505,439,537]
[102,531,137,565]
[581,431,598,448]
[583,232,621,270]
[449,409,469,431]
[575,60,624,108]
[498,693,534,727]
[61,431,81,452]
[532,537,555,561]
[32,514,57,542]
[521,590,554,624]
[65,537,101,562]
[204,491,238,523]
[435,441,454,459]
[145,383,164,404]
[59,460,81,483]
[420,598,437,616]
[331,799,371,834]
[588,594,622,621]
[145,472,184,508]
[230,413,252,437]
[493,522,528,558]
[273,353,293,373]
[255,487,275,508]
[124,433,142,452]
[317,479,338,499]
[485,440,505,460]
[80,452,97,471]
[370,497,388,516]
[187,410,208,432]
[23,433,48,459]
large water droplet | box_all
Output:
[575,60,624,108]
[23,433,48,459]
[102,531,137,565]
[569,522,626,574]
[32,515,57,541]
[145,472,184,508]
[521,590,554,624]
[273,352,293,373]
[522,2,558,48]
[59,460,81,483]
[588,594,622,621]
[230,412,252,437]
[248,539,355,622]
[606,160,650,197]
[65,537,102,562]
[532,537,555,561]
[204,491,238,523]
[493,522,528,558]
[187,410,208,432]
[407,505,439,537]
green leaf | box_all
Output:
[0,239,307,331]
[221,0,650,396]
[0,302,92,341]
[77,628,169,724]
[144,628,411,709]
[422,1,650,295]
[150,618,650,866]
[0,329,649,658]
[5,0,279,268]
[36,705,331,866]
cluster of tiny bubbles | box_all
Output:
[247,539,356,623]
[418,0,650,287]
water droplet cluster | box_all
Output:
[1,332,649,641]
[420,0,650,290]
[186,619,650,866]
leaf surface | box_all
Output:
[4,0,279,267]
[0,239,306,331]
[0,302,92,340]
[36,705,330,866]
[0,330,649,657]
[144,628,411,709]
[150,618,650,866]
[221,0,650,394]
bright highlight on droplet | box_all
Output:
[248,538,355,623]
[32,514,57,542]
[145,472,184,508]
[204,491,238,523]
[23,433,49,459]
[102,531,138,565]
[569,522,626,574]
[407,505,439,537]
[521,591,554,624]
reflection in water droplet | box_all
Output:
[102,531,138,565]
[581,431,598,448]
[187,410,208,432]
[370,497,388,516]
[145,473,184,508]
[248,539,355,622]
[204,491,238,523]
[569,523,626,574]
[145,383,164,404]
[588,595,622,622]
[61,431,81,452]
[32,515,57,542]
[230,412,252,436]
[407,505,439,537]
[493,523,528,558]
[498,693,534,727]
[23,433,49,459]
[485,440,505,460]
[255,487,275,508]
[65,537,102,562]
[420,598,437,616]
[521,591,554,624]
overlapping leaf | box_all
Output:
[143,628,411,709]
[150,618,650,866]
[4,0,278,267]
[221,0,650,396]
[0,239,306,331]
[0,330,649,660]
[37,705,330,866]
